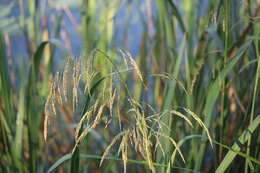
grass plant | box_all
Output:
[0,0,260,172]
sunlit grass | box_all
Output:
[0,0,260,173]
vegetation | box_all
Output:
[0,0,260,172]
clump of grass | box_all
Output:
[1,0,260,173]
[43,54,216,173]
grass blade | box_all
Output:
[216,115,260,173]
[195,39,253,170]
[48,153,200,173]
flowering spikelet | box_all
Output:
[74,104,105,148]
[183,108,213,148]
[100,131,127,166]
[116,95,122,130]
[72,60,81,112]
[156,132,185,163]
[109,89,116,117]
[119,49,144,82]
[63,58,71,102]
[44,94,52,141]
[56,76,63,105]
[125,51,144,82]
[190,58,205,94]
[154,134,165,157]
[74,108,93,141]
[53,72,63,106]
[84,71,97,95]
[44,78,56,141]
[126,99,155,172]
[118,130,129,173]
[170,110,193,127]
[137,112,155,172]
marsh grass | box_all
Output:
[43,52,206,173]
[0,0,260,173]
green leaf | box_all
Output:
[195,39,253,170]
[48,154,72,173]
[167,0,186,33]
[26,39,67,173]
[48,153,199,173]
[70,75,105,173]
[216,115,260,173]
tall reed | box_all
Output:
[0,0,259,172]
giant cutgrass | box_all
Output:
[1,0,260,172]
[45,51,214,173]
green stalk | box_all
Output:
[194,40,253,171]
[70,76,105,173]
[43,12,64,95]
[216,115,260,172]
[50,153,199,173]
[26,41,62,172]
[14,65,27,163]
[219,0,230,162]
[18,0,25,29]
[81,0,96,55]
[28,0,37,52]
[0,33,14,127]
[0,32,21,171]
[246,23,260,173]
[155,1,176,167]
[156,36,186,169]
[96,1,118,76]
